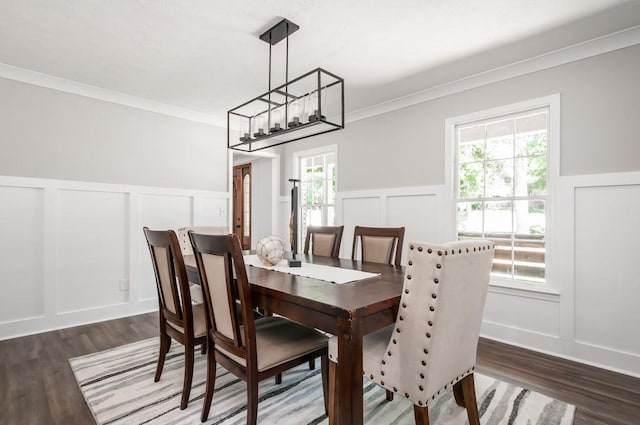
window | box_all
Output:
[297,149,337,245]
[456,107,549,283]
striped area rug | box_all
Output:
[69,338,575,425]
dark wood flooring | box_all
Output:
[0,312,638,424]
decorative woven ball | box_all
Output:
[256,236,286,266]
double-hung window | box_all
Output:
[455,107,549,283]
[297,148,337,245]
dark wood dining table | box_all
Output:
[183,254,404,425]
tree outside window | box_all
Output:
[298,151,336,246]
[457,109,548,283]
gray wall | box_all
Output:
[280,44,640,193]
[0,77,228,191]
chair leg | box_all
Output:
[201,342,207,355]
[274,373,282,385]
[309,358,316,370]
[328,360,337,425]
[200,341,217,422]
[321,355,329,415]
[413,405,430,425]
[386,389,394,401]
[461,373,480,425]
[452,379,466,407]
[247,373,259,425]
[154,333,170,382]
[180,342,195,410]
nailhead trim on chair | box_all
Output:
[371,242,492,407]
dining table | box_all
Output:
[183,253,404,425]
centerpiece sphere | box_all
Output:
[256,236,286,266]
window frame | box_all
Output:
[445,95,560,296]
[293,145,338,249]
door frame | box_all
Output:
[233,163,252,250]
[228,150,280,246]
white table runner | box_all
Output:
[244,255,380,284]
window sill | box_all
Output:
[488,278,560,302]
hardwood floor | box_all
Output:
[476,339,640,425]
[0,312,638,424]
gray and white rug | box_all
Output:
[69,338,575,425]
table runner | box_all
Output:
[244,254,380,284]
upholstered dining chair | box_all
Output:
[143,227,207,410]
[189,232,330,424]
[328,239,495,425]
[352,226,405,267]
[177,226,228,304]
[303,225,344,258]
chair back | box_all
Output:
[381,239,494,403]
[177,226,228,257]
[351,226,405,266]
[189,232,257,365]
[143,227,194,333]
[303,225,344,258]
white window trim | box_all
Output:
[293,145,338,178]
[292,144,338,246]
[445,95,560,297]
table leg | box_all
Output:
[336,315,363,425]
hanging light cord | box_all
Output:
[285,22,289,125]
[267,33,272,129]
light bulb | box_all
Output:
[253,113,266,137]
[288,98,302,128]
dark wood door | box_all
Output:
[233,163,251,250]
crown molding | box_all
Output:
[0,63,225,127]
[345,25,640,123]
[1,25,638,127]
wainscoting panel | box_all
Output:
[483,291,560,337]
[193,196,228,227]
[0,175,229,340]
[138,193,192,229]
[0,185,44,324]
[386,194,438,265]
[57,190,129,313]
[574,184,640,356]
[337,187,446,262]
[334,178,640,377]
[137,193,193,301]
[340,196,382,259]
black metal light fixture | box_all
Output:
[227,19,345,152]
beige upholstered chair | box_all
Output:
[304,225,344,258]
[143,227,207,410]
[177,226,228,304]
[329,240,495,425]
[352,226,405,267]
[190,232,329,425]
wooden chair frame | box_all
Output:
[190,232,329,424]
[351,226,405,267]
[143,227,206,410]
[303,225,344,258]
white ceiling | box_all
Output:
[0,0,639,123]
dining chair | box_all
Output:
[351,226,405,267]
[190,232,330,424]
[143,227,207,410]
[177,226,228,304]
[303,225,344,258]
[328,239,495,425]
